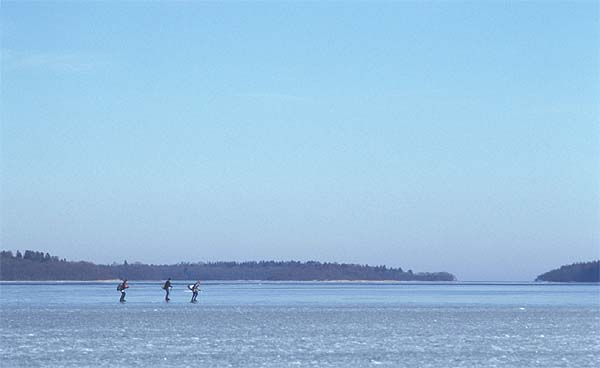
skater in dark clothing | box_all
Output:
[189,280,201,303]
[117,279,129,302]
[162,278,172,301]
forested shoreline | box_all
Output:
[0,250,456,281]
[535,261,599,282]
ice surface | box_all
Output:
[1,282,599,367]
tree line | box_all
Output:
[0,250,456,281]
[535,260,599,282]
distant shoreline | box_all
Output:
[0,250,456,282]
[0,279,600,286]
[0,279,456,283]
[535,261,599,282]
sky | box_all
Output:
[1,1,598,281]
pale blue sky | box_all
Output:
[1,1,598,280]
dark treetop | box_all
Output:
[0,250,455,281]
[535,260,599,282]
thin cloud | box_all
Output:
[1,48,111,73]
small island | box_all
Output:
[0,250,456,282]
[535,260,599,282]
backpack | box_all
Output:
[117,284,123,291]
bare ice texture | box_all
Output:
[1,282,599,367]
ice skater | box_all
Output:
[117,279,128,302]
[189,280,201,303]
[162,278,172,301]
